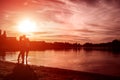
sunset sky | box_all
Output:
[0,0,120,44]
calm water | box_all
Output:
[0,49,120,76]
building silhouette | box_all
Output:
[0,29,18,51]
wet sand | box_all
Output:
[0,61,120,80]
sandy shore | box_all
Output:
[0,61,120,80]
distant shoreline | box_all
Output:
[0,32,120,52]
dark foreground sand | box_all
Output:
[0,61,120,80]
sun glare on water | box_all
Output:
[17,19,37,33]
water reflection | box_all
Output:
[0,51,6,60]
[1,49,120,76]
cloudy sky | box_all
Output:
[0,0,120,44]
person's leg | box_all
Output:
[17,51,22,63]
[21,51,25,64]
[26,50,29,64]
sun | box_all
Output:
[17,19,37,33]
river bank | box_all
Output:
[0,61,120,80]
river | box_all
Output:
[0,49,120,76]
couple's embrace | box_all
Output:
[17,35,30,64]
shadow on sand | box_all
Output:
[4,64,38,80]
[1,60,120,80]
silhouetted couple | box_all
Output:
[4,35,39,80]
[18,35,30,64]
